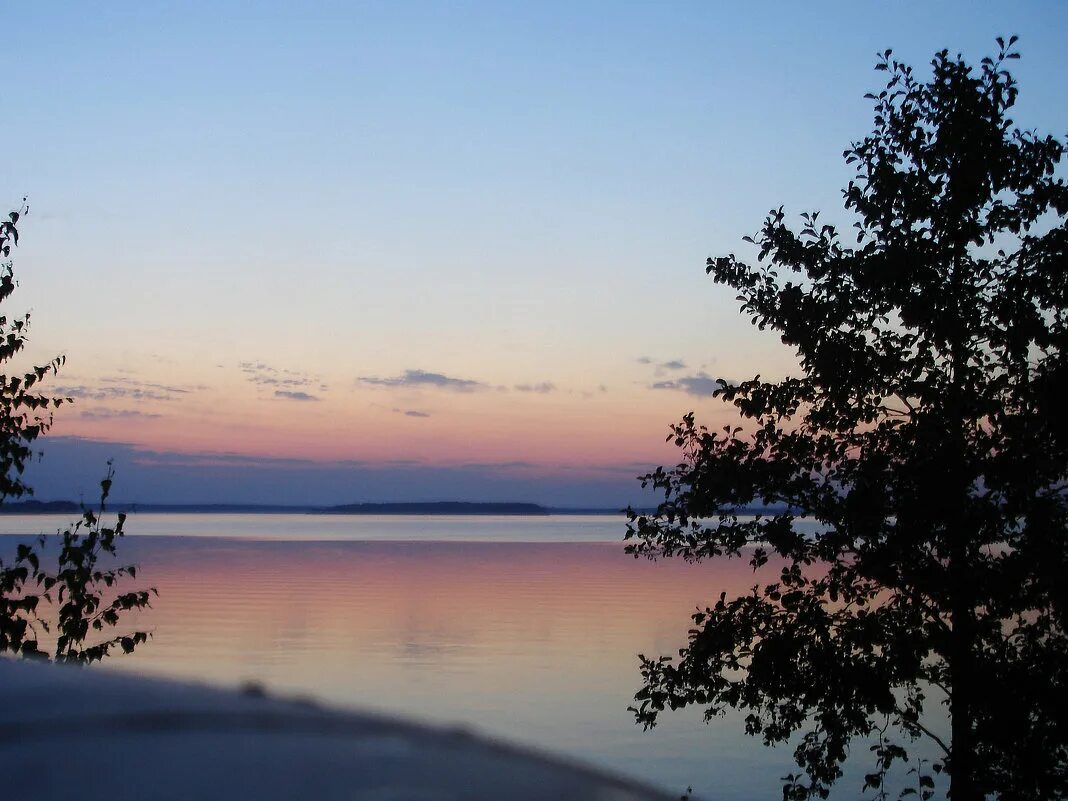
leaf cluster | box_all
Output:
[1,466,156,662]
[0,201,67,502]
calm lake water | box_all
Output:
[0,514,940,800]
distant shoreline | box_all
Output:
[0,500,627,516]
[0,500,791,517]
[321,502,551,516]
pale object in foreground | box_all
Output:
[0,659,675,800]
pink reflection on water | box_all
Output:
[118,539,765,694]
[96,536,791,797]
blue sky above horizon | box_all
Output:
[3,2,1067,505]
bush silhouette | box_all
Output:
[0,203,155,663]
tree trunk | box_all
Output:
[949,596,979,801]
[946,253,981,801]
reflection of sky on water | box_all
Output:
[0,513,831,543]
[0,513,633,542]
[0,517,942,800]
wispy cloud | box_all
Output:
[359,369,488,392]
[55,376,192,402]
[274,390,320,402]
[636,357,688,374]
[240,362,324,391]
[79,408,162,420]
[514,382,556,394]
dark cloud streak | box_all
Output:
[240,362,323,391]
[55,377,191,402]
[359,369,488,392]
[79,408,162,420]
[274,390,320,402]
[393,408,431,418]
[650,373,732,397]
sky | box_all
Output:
[2,2,1067,505]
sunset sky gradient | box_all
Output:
[3,2,1066,504]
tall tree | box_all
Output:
[626,40,1067,800]
[0,205,154,663]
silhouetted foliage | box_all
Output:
[626,40,1067,801]
[0,201,63,502]
[0,205,155,662]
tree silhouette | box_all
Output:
[626,40,1066,801]
[0,204,154,663]
[0,202,62,503]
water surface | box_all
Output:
[0,514,939,799]
[1,512,631,542]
